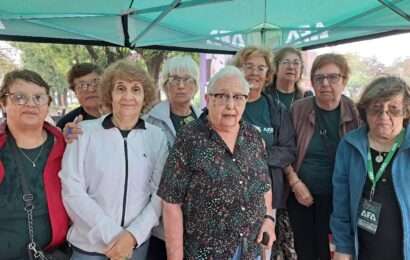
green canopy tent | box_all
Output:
[0,0,409,53]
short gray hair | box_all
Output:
[207,65,250,94]
[158,55,199,93]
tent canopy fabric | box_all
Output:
[0,0,409,53]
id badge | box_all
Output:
[357,198,382,234]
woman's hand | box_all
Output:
[292,180,314,207]
[105,230,137,260]
[63,115,83,143]
[333,252,352,260]
[256,217,276,249]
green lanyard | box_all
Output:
[367,129,405,201]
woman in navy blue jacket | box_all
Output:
[331,76,410,260]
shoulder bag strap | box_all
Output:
[9,133,49,260]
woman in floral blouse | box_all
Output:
[158,66,276,260]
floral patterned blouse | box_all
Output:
[158,115,271,259]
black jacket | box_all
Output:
[263,91,297,208]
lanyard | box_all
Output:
[367,129,405,200]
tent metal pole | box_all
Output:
[378,0,410,21]
[132,0,181,45]
[121,9,135,47]
[132,0,232,15]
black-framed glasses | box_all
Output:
[208,92,248,105]
[75,78,99,92]
[5,92,50,106]
[312,73,345,85]
[242,63,269,74]
[168,75,195,87]
[279,59,302,67]
[367,105,405,117]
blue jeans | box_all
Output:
[232,245,261,260]
[71,241,149,260]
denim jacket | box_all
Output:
[331,126,410,259]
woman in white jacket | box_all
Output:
[60,60,168,260]
[144,55,200,260]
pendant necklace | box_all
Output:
[375,152,385,163]
[18,142,45,167]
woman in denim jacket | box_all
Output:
[331,76,410,260]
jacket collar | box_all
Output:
[0,121,65,160]
[147,100,201,135]
[344,125,410,161]
[307,95,356,125]
[102,113,146,130]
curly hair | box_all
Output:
[99,59,156,113]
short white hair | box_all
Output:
[158,55,199,92]
[207,65,250,94]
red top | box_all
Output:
[0,122,69,249]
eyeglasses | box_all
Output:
[367,105,404,117]
[75,78,99,92]
[312,73,345,85]
[279,59,302,67]
[112,83,143,96]
[208,92,248,105]
[5,92,50,106]
[242,63,269,74]
[168,75,195,87]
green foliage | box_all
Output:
[12,43,91,94]
[344,53,386,100]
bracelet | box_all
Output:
[264,214,275,223]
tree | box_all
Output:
[13,42,200,111]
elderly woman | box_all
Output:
[145,56,200,259]
[331,76,410,260]
[0,70,69,258]
[285,53,361,260]
[158,66,276,260]
[268,47,313,110]
[232,46,296,260]
[60,60,168,260]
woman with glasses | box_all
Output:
[144,56,200,260]
[232,46,296,260]
[285,53,361,260]
[57,63,102,130]
[331,76,410,260]
[60,60,168,260]
[0,70,69,258]
[268,47,313,110]
[158,66,276,259]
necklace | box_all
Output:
[18,142,45,168]
[275,89,295,107]
[375,152,386,163]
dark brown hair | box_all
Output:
[0,69,51,101]
[67,63,102,90]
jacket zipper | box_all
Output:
[121,136,129,227]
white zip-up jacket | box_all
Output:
[144,100,201,149]
[59,114,168,253]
